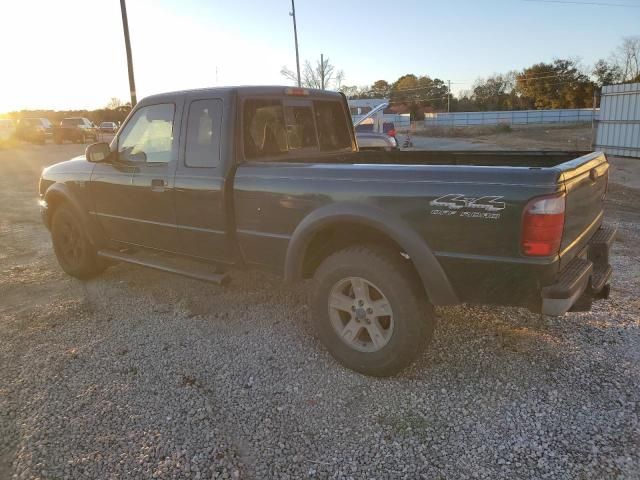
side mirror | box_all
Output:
[85,142,111,163]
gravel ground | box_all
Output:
[1,143,639,479]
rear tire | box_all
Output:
[51,204,106,279]
[311,245,434,377]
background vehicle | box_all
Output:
[38,86,614,376]
[99,121,118,133]
[353,102,399,151]
[0,119,16,142]
[354,131,399,151]
[15,117,52,144]
[53,117,98,144]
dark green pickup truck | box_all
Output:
[39,86,615,376]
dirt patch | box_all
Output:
[470,124,593,150]
[411,123,592,150]
[412,124,513,138]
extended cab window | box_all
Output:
[185,99,222,168]
[118,104,174,163]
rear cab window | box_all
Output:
[243,96,352,160]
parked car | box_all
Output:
[0,119,16,142]
[355,131,399,151]
[39,86,615,376]
[99,121,118,133]
[53,117,98,144]
[15,117,53,144]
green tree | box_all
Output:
[370,80,390,97]
[389,74,449,115]
[592,59,623,87]
[516,59,595,109]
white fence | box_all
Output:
[422,108,597,127]
[594,82,640,158]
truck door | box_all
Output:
[92,101,180,251]
[173,97,231,261]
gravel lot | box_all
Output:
[1,141,639,479]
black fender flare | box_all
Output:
[284,202,459,305]
[43,183,104,248]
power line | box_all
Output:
[523,0,640,7]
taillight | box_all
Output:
[521,194,565,256]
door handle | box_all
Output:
[151,178,166,191]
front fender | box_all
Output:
[43,183,103,248]
[284,202,459,306]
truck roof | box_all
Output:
[141,86,344,104]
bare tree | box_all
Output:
[612,36,640,82]
[281,57,344,90]
[106,97,124,110]
[339,85,369,99]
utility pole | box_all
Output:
[290,0,301,87]
[120,0,137,107]
[320,53,325,90]
[447,79,451,113]
[591,88,598,149]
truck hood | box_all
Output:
[42,155,90,177]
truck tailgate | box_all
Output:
[559,152,609,264]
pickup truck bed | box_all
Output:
[233,149,610,311]
[38,86,614,376]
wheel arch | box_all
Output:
[43,183,102,247]
[284,202,459,306]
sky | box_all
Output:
[0,0,639,112]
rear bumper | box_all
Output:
[541,226,615,315]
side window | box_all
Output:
[185,99,222,168]
[118,104,174,163]
[313,101,352,151]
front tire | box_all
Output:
[312,245,434,377]
[51,204,106,279]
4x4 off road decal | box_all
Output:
[429,194,505,220]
